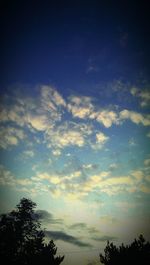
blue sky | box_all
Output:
[0,1,150,265]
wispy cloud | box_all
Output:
[69,222,88,230]
[92,235,117,242]
[41,85,66,109]
[45,230,92,247]
[34,210,63,224]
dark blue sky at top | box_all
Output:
[1,0,150,93]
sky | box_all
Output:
[0,1,150,264]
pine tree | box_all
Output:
[0,198,64,265]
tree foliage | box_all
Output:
[100,234,150,265]
[0,198,64,265]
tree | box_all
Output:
[0,198,64,265]
[100,234,150,265]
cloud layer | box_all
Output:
[0,84,150,153]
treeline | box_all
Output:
[0,198,150,265]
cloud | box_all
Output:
[100,215,118,224]
[45,122,93,149]
[0,104,26,126]
[69,222,87,230]
[104,176,134,186]
[1,85,150,158]
[69,222,99,235]
[86,65,99,74]
[81,171,110,193]
[0,165,50,196]
[144,158,150,167]
[92,235,117,242]
[0,165,15,186]
[0,126,26,149]
[82,164,99,170]
[67,91,150,130]
[108,163,119,171]
[130,87,150,107]
[119,109,150,126]
[131,170,144,182]
[52,149,62,156]
[80,168,148,196]
[92,110,119,128]
[139,185,150,194]
[22,150,35,158]
[34,210,63,224]
[36,173,62,185]
[27,114,51,131]
[45,230,92,247]
[0,165,32,187]
[90,132,109,150]
[130,87,138,96]
[68,95,94,119]
[87,227,100,234]
[40,85,66,122]
[33,164,150,200]
[41,85,66,108]
[0,85,65,136]
[96,132,109,145]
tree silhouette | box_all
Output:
[0,198,64,265]
[100,234,150,265]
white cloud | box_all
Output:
[130,87,150,107]
[68,96,94,119]
[41,85,66,112]
[91,132,109,150]
[0,165,15,186]
[0,106,25,126]
[27,114,50,131]
[106,176,134,186]
[1,85,150,159]
[23,150,35,158]
[52,149,61,156]
[96,132,109,144]
[0,165,32,187]
[45,122,93,149]
[0,126,26,149]
[83,164,94,169]
[94,110,119,128]
[49,129,84,148]
[119,109,150,126]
